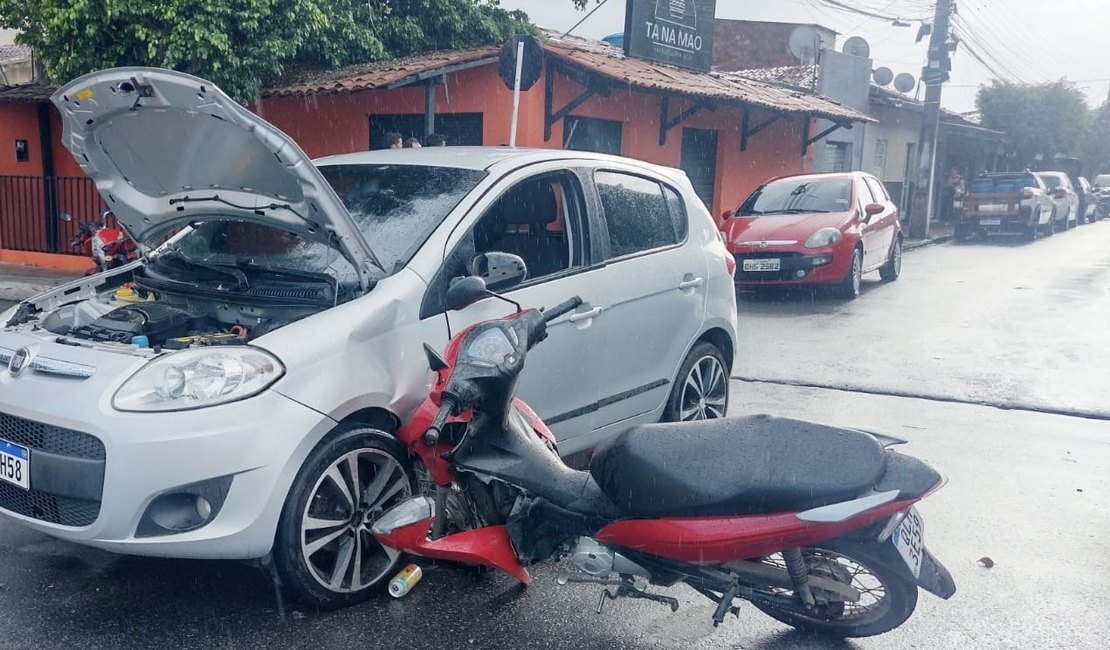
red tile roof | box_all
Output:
[0,44,31,63]
[262,46,502,97]
[543,35,870,123]
[731,65,819,92]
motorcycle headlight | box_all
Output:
[113,347,284,412]
[805,227,843,248]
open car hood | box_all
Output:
[50,67,381,288]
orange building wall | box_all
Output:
[0,103,43,176]
[256,62,815,221]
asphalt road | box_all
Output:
[736,220,1110,418]
[2,223,1110,649]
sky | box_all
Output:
[501,0,1110,115]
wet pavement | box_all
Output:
[2,223,1110,648]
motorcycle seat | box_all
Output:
[589,415,887,518]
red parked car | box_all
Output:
[721,172,903,299]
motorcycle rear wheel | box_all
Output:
[751,541,918,638]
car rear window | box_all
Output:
[969,175,1039,193]
[1039,174,1062,190]
[1095,175,1110,187]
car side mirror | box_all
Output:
[864,203,885,216]
[470,251,528,291]
[446,276,490,311]
[721,209,734,220]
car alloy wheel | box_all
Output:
[300,448,411,593]
[274,426,416,608]
[679,354,728,421]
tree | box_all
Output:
[0,0,535,103]
[976,80,1091,168]
[1082,103,1110,176]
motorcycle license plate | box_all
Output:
[0,438,30,490]
[891,506,925,578]
[743,258,780,272]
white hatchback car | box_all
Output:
[0,68,738,607]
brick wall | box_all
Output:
[713,20,836,72]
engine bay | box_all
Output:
[5,265,339,352]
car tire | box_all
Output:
[274,425,416,609]
[835,248,863,299]
[879,237,902,282]
[1024,210,1040,241]
[662,341,730,422]
[954,224,973,242]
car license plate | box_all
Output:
[891,506,925,578]
[0,438,30,490]
[979,218,1002,226]
[742,258,780,272]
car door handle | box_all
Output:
[568,307,603,323]
[678,277,704,290]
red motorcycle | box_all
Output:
[64,209,138,275]
[370,277,954,638]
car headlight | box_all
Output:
[113,347,284,412]
[805,228,843,248]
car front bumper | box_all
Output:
[730,247,850,285]
[0,335,335,559]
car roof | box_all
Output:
[763,171,863,185]
[313,147,685,180]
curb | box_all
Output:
[904,234,953,252]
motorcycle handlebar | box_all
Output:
[424,399,454,446]
[542,296,583,323]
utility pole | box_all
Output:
[909,0,955,240]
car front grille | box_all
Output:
[0,482,101,527]
[0,411,104,526]
[0,412,105,460]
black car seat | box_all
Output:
[484,179,568,279]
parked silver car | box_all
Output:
[0,68,738,607]
[1035,171,1080,231]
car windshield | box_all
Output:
[162,164,485,282]
[969,175,1039,193]
[737,179,852,216]
[319,164,487,273]
[1039,174,1063,190]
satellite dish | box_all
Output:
[843,36,871,59]
[788,26,823,64]
[894,73,917,93]
[872,67,894,86]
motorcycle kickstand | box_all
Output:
[596,578,680,614]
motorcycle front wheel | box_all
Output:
[751,541,918,638]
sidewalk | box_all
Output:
[904,220,955,251]
[0,263,84,303]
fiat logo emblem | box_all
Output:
[759,241,769,249]
[8,348,31,376]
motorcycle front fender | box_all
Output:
[372,516,532,585]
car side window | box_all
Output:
[595,171,682,259]
[421,173,587,319]
[864,177,890,203]
[857,178,877,210]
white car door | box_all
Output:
[424,166,605,443]
[582,168,709,436]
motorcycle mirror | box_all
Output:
[446,276,490,311]
[59,212,73,223]
[470,252,528,291]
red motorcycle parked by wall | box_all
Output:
[345,276,955,638]
[63,209,138,275]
